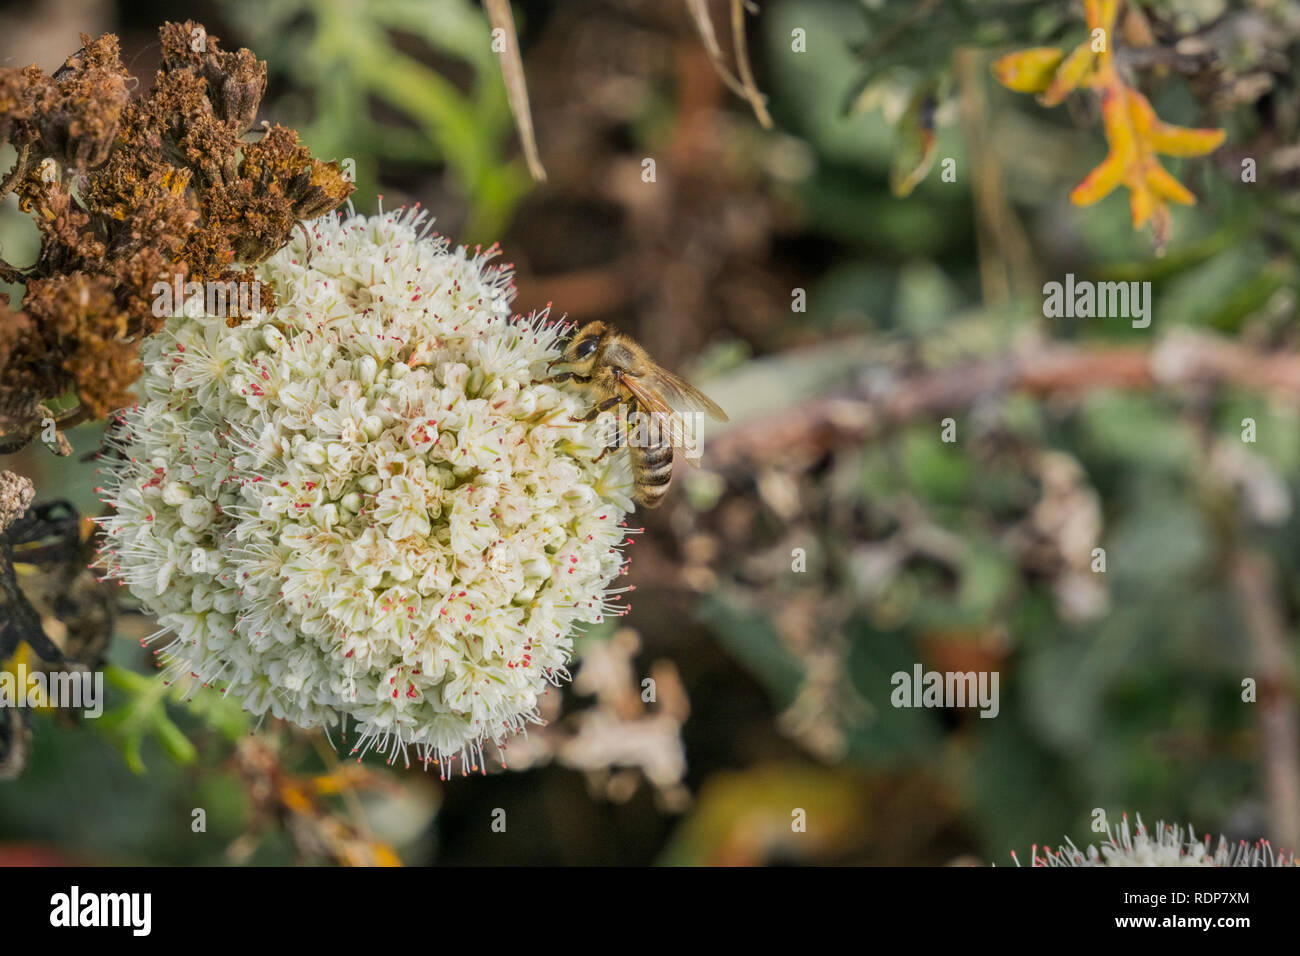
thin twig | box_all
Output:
[1229,549,1300,853]
[484,0,547,183]
[685,0,773,128]
[0,143,31,204]
[955,48,1038,306]
[685,0,749,98]
[729,0,773,129]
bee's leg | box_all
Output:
[593,415,626,462]
[570,395,621,423]
[536,372,592,386]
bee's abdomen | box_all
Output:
[630,433,674,508]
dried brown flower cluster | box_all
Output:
[0,21,353,447]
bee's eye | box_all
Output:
[575,338,599,359]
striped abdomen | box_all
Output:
[630,427,674,508]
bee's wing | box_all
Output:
[620,371,676,420]
[645,367,729,423]
[622,366,728,466]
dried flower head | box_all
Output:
[97,206,637,774]
[0,21,351,443]
[33,35,130,170]
[0,65,43,148]
[1012,812,1297,867]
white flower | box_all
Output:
[1012,812,1297,867]
[97,204,636,775]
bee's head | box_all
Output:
[550,321,608,374]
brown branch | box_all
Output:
[707,332,1300,467]
[0,143,31,205]
[1229,549,1300,853]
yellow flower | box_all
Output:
[1070,85,1224,245]
[990,0,1223,247]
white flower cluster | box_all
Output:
[1014,813,1296,866]
[97,205,636,773]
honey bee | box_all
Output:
[542,321,728,507]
